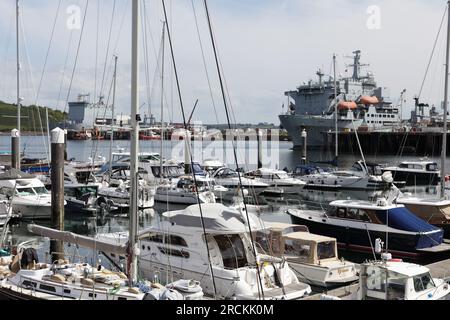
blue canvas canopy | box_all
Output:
[377,207,443,249]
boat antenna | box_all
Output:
[441,0,450,200]
[203,0,265,299]
[162,0,218,298]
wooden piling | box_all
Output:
[50,127,65,262]
[11,129,20,170]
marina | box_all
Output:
[1,0,450,308]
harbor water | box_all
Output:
[2,136,450,290]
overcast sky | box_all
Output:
[0,0,448,125]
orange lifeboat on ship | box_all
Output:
[337,101,357,110]
[359,96,379,105]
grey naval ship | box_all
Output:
[279,50,403,149]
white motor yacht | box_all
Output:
[245,168,306,193]
[0,169,57,219]
[99,203,312,300]
[154,176,220,205]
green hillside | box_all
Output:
[0,101,67,132]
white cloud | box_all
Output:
[0,0,447,125]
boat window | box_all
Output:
[33,187,49,195]
[427,164,438,171]
[276,172,289,179]
[285,239,310,259]
[22,280,37,288]
[214,234,248,269]
[352,163,363,172]
[347,208,359,220]
[39,284,56,293]
[64,289,71,294]
[158,247,190,259]
[337,208,346,219]
[144,233,164,244]
[386,271,407,300]
[16,188,35,196]
[64,188,77,197]
[317,241,336,260]
[413,165,423,170]
[413,273,436,292]
[368,165,382,176]
[165,235,188,247]
[357,210,372,222]
[255,231,271,253]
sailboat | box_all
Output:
[0,1,198,300]
[385,2,450,237]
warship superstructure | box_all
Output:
[279,50,402,149]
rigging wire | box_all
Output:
[141,0,153,121]
[98,0,117,101]
[33,0,63,161]
[418,6,448,100]
[62,0,90,116]
[202,0,265,299]
[190,0,219,124]
[161,0,218,299]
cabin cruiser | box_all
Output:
[211,167,270,194]
[322,252,450,300]
[97,165,155,213]
[244,168,306,193]
[256,222,358,288]
[154,176,223,205]
[0,169,56,219]
[287,199,450,261]
[64,184,113,217]
[294,161,390,190]
[101,149,162,176]
[382,160,440,186]
[99,203,312,300]
[202,159,226,174]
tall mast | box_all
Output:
[441,0,450,199]
[160,22,166,183]
[109,55,118,176]
[129,0,140,284]
[333,54,338,160]
[16,0,21,169]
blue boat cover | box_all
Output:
[377,207,443,248]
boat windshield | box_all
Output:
[368,165,382,176]
[276,172,290,179]
[33,187,49,195]
[16,188,35,196]
[214,234,248,269]
[413,272,436,292]
[216,168,238,178]
[317,241,336,260]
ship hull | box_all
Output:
[279,114,362,149]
